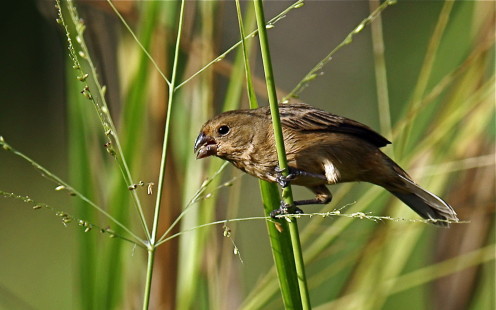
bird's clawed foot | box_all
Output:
[275,166,297,188]
[275,166,328,188]
[270,201,304,219]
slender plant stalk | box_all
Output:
[107,0,170,86]
[142,1,186,309]
[151,0,185,259]
[142,247,156,310]
[235,0,258,108]
[253,0,295,222]
[253,0,311,308]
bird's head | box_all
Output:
[194,110,262,160]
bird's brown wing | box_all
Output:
[275,103,391,148]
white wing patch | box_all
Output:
[323,159,340,184]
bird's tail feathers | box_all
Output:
[389,175,459,227]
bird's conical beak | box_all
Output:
[194,132,217,159]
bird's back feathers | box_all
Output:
[268,103,391,148]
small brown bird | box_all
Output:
[194,103,458,226]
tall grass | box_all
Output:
[0,1,493,309]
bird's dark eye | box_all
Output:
[217,125,230,136]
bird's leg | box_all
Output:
[275,166,327,188]
[293,196,331,206]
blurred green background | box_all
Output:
[0,1,494,309]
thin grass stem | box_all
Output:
[235,0,258,108]
[142,1,186,308]
[106,0,170,86]
[156,162,230,245]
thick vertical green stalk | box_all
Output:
[241,3,399,307]
[259,182,303,309]
[235,1,301,308]
[253,0,311,309]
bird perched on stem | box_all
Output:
[194,103,458,226]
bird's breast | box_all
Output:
[230,159,277,183]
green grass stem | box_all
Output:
[369,0,393,145]
[142,0,186,309]
[235,0,258,108]
[254,0,310,308]
[106,0,170,86]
